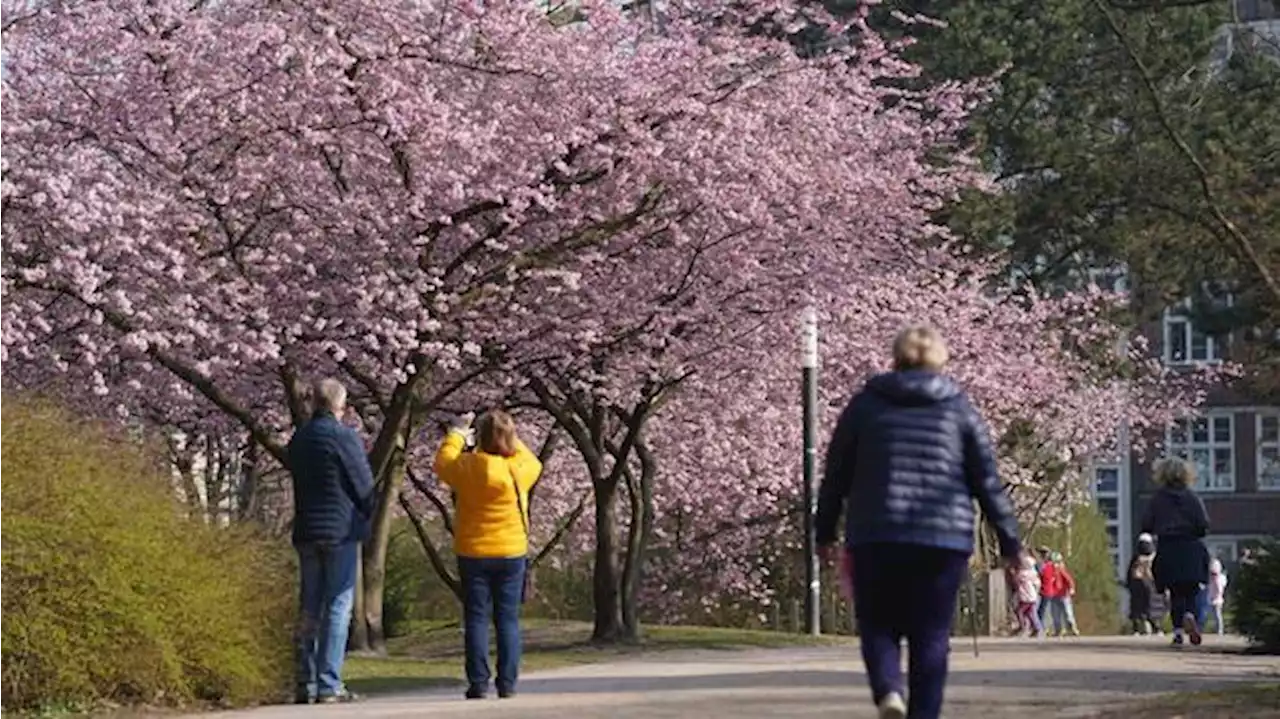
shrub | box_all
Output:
[1,401,295,711]
[1024,502,1120,635]
[1233,541,1280,653]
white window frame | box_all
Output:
[1205,537,1240,564]
[1091,462,1129,581]
[1166,414,1236,492]
[1162,291,1233,366]
[1258,410,1280,492]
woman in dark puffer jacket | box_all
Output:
[816,325,1022,719]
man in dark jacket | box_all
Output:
[289,378,376,704]
[816,326,1021,719]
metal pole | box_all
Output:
[802,306,821,636]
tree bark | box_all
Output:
[620,440,655,642]
[359,456,404,655]
[591,478,623,642]
[350,552,369,651]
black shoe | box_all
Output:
[465,686,487,700]
[498,687,516,699]
[294,693,313,706]
[317,690,361,704]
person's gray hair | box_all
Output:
[1153,457,1195,489]
[313,378,348,414]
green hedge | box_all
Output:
[1,401,295,711]
[1233,541,1280,653]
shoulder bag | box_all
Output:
[509,464,535,604]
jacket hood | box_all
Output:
[866,371,961,406]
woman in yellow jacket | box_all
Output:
[434,410,542,700]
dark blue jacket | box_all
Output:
[289,410,377,546]
[815,370,1021,559]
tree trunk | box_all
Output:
[350,552,369,651]
[620,443,655,642]
[357,459,403,655]
[591,479,623,643]
[237,437,260,522]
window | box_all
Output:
[1259,412,1280,491]
[1206,538,1240,563]
[1095,466,1120,495]
[1235,0,1279,22]
[1086,266,1129,295]
[1097,497,1119,523]
[1167,415,1236,491]
[1163,293,1231,365]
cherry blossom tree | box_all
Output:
[637,257,1219,622]
[3,0,1216,644]
[1,0,976,648]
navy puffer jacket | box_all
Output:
[815,370,1020,559]
[289,410,377,547]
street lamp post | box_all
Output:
[801,307,821,636]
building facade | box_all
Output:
[1083,0,1280,589]
[1083,290,1280,588]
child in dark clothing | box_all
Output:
[1127,533,1162,634]
[1127,551,1159,634]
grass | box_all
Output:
[344,619,849,696]
[1093,683,1280,719]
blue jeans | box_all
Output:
[459,556,526,694]
[296,542,358,699]
[851,543,969,719]
[1045,597,1077,633]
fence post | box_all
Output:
[790,599,801,634]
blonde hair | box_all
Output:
[477,410,518,457]
[892,325,950,371]
[1153,457,1195,489]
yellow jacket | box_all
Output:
[433,430,543,559]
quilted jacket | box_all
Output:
[815,370,1021,559]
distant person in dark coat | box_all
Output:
[1141,458,1210,647]
[289,378,377,704]
[816,326,1022,719]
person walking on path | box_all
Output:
[1034,546,1052,628]
[1207,558,1229,635]
[1014,551,1044,638]
[288,378,376,705]
[816,325,1022,719]
[435,410,543,700]
[1141,458,1211,647]
[1041,552,1081,636]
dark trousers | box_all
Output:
[1169,581,1202,628]
[852,543,969,719]
[295,542,359,699]
[459,556,526,693]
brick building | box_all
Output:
[1085,279,1280,586]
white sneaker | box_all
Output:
[878,691,907,719]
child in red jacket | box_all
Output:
[1040,553,1081,636]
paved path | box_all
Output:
[215,636,1278,719]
